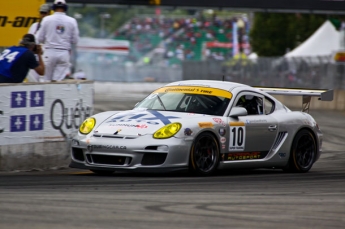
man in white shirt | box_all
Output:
[26,4,50,82]
[38,0,79,82]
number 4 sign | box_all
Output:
[229,122,246,151]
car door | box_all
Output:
[228,92,278,159]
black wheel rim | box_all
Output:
[295,134,315,169]
[194,135,218,173]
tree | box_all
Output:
[250,12,329,56]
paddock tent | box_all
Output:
[285,20,341,58]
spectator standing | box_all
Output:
[0,34,44,83]
[38,0,79,82]
[28,4,51,41]
[26,3,50,82]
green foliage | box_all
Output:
[250,13,331,56]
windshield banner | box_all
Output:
[154,86,232,98]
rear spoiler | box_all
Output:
[255,87,334,113]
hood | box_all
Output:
[94,109,206,136]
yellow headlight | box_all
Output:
[153,122,182,139]
[79,117,96,134]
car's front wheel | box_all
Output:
[284,129,317,173]
[189,132,220,176]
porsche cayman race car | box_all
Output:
[70,80,333,175]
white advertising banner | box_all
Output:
[0,82,93,145]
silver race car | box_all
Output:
[70,80,333,175]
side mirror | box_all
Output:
[230,107,248,117]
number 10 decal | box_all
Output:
[229,124,246,151]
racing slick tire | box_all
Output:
[284,129,317,173]
[189,132,220,176]
[90,169,115,175]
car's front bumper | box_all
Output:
[69,134,191,172]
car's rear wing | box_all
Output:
[255,87,334,113]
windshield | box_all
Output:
[134,86,232,116]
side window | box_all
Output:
[264,97,275,114]
[235,94,263,115]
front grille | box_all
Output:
[72,148,85,161]
[93,133,137,139]
[86,154,92,163]
[90,155,129,165]
[141,153,167,166]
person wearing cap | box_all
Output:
[38,0,79,82]
[28,4,51,41]
[0,34,45,83]
[26,3,50,82]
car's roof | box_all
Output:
[164,80,250,92]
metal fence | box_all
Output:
[78,56,345,89]
[2,45,344,90]
[77,62,183,82]
[182,56,345,90]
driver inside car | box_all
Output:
[236,95,260,115]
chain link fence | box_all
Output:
[2,44,344,90]
[77,62,183,82]
[182,57,345,89]
[78,55,345,90]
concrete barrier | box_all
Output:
[0,81,94,171]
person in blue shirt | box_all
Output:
[0,34,45,83]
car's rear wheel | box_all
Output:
[189,132,220,176]
[284,129,317,173]
[90,169,114,175]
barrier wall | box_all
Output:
[0,81,94,171]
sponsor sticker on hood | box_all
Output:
[96,110,182,135]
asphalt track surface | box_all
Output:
[0,99,344,229]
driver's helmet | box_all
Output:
[236,96,246,107]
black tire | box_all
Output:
[284,129,317,173]
[90,169,114,175]
[189,132,220,176]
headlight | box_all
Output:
[79,117,96,134]
[153,122,182,139]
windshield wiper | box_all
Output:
[156,94,166,111]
